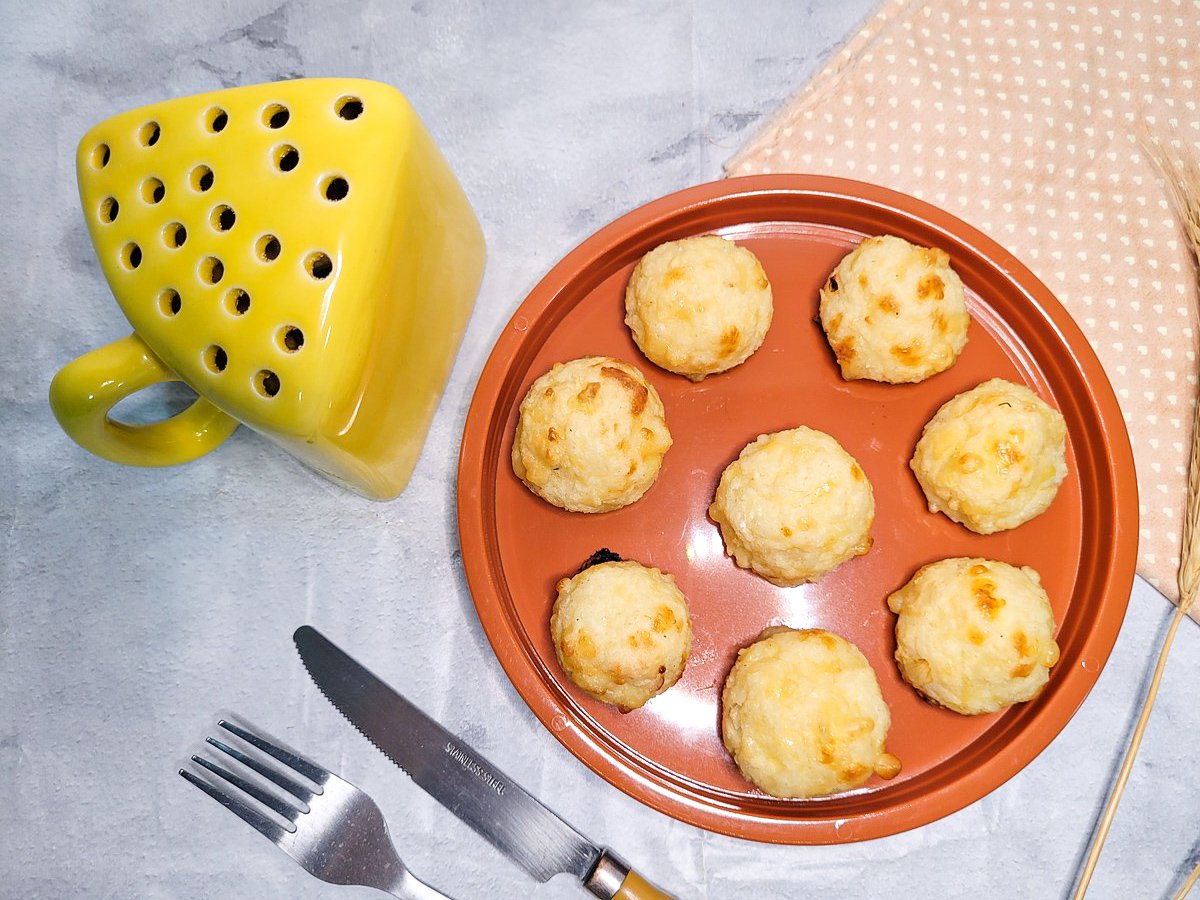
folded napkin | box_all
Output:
[728,0,1200,620]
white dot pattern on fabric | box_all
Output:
[726,0,1199,616]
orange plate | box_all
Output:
[456,176,1138,844]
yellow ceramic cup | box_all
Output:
[50,78,485,499]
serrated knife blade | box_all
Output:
[293,625,672,900]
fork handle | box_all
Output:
[387,869,453,900]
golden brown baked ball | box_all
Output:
[511,356,672,513]
[910,378,1067,533]
[708,426,874,586]
[624,235,773,381]
[888,557,1061,715]
[819,234,970,383]
[721,628,902,799]
[551,559,693,712]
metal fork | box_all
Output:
[180,718,451,899]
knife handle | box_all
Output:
[612,869,673,900]
[586,850,675,900]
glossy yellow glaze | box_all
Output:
[48,333,239,466]
[52,78,485,498]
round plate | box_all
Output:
[456,175,1137,844]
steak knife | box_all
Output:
[293,625,673,900]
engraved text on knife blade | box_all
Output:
[446,741,505,796]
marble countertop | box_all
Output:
[3,2,1198,897]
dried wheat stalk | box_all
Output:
[1073,123,1200,899]
[1173,860,1200,900]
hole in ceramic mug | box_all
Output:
[91,143,111,169]
[211,205,236,232]
[99,197,119,223]
[263,104,290,129]
[200,256,224,285]
[142,177,165,204]
[162,222,187,249]
[277,326,304,352]
[139,121,161,146]
[158,288,182,317]
[322,176,349,202]
[256,234,281,262]
[121,242,142,270]
[306,252,332,280]
[203,345,229,373]
[254,369,281,398]
[336,96,363,120]
[206,107,228,133]
[275,145,300,172]
[190,165,214,192]
[224,288,250,316]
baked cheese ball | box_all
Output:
[511,356,672,513]
[721,628,902,799]
[910,378,1067,533]
[888,558,1061,715]
[624,235,773,381]
[819,234,970,383]
[709,427,874,586]
[551,559,693,712]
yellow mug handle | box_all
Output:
[49,333,239,466]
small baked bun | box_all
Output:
[721,628,901,799]
[910,378,1067,533]
[708,427,874,586]
[888,558,1061,715]
[511,357,672,513]
[624,235,773,381]
[551,559,693,712]
[819,234,969,383]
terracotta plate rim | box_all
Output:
[456,175,1139,844]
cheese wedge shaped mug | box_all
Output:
[50,78,485,500]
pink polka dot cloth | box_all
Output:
[727,0,1200,621]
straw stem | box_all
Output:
[1072,603,1190,898]
[1172,859,1200,900]
[1072,123,1200,899]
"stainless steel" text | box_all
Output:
[445,741,505,796]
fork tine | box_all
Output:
[205,736,316,804]
[218,719,329,786]
[179,768,289,844]
[185,717,451,899]
[189,755,303,822]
